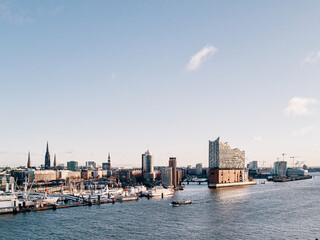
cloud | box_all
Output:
[284,97,319,117]
[0,3,33,24]
[301,51,320,66]
[292,125,315,136]
[250,136,263,142]
[186,45,218,71]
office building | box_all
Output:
[169,157,177,188]
[161,167,173,187]
[67,161,78,171]
[196,163,202,176]
[273,161,287,177]
[86,161,96,169]
[248,161,258,170]
[142,150,154,182]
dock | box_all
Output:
[208,181,257,188]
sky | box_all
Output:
[1,0,320,168]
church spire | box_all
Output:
[45,141,51,169]
[54,154,57,168]
[27,151,31,168]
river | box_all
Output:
[1,173,319,239]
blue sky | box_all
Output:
[1,0,320,168]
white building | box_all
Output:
[209,137,245,169]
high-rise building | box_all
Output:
[142,150,154,182]
[86,161,96,169]
[169,157,177,188]
[67,161,78,171]
[273,161,287,177]
[45,142,51,169]
[196,163,202,176]
[208,137,246,187]
[161,167,172,187]
[248,161,258,170]
[27,151,31,168]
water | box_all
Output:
[1,173,320,240]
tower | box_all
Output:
[142,150,154,182]
[54,154,57,168]
[169,157,177,188]
[108,152,111,170]
[27,151,31,168]
[45,142,51,169]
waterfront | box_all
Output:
[1,173,320,239]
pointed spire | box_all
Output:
[108,152,111,163]
[27,151,31,168]
[45,141,51,169]
[54,154,57,168]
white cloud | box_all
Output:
[301,51,320,66]
[251,136,263,142]
[186,45,218,71]
[284,97,319,117]
[0,3,33,24]
[292,125,315,136]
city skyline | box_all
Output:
[1,1,320,167]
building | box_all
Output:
[196,163,202,176]
[142,150,154,182]
[81,169,93,179]
[45,142,51,169]
[286,168,308,177]
[208,137,246,187]
[86,161,96,169]
[273,161,287,177]
[102,153,112,170]
[67,161,78,171]
[169,157,177,188]
[161,167,173,187]
[247,161,258,170]
[25,170,57,182]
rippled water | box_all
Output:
[1,173,320,240]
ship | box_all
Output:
[171,200,191,206]
[147,186,174,197]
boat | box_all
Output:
[116,194,138,202]
[172,203,181,207]
[147,186,174,197]
[171,200,192,205]
[0,191,18,213]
